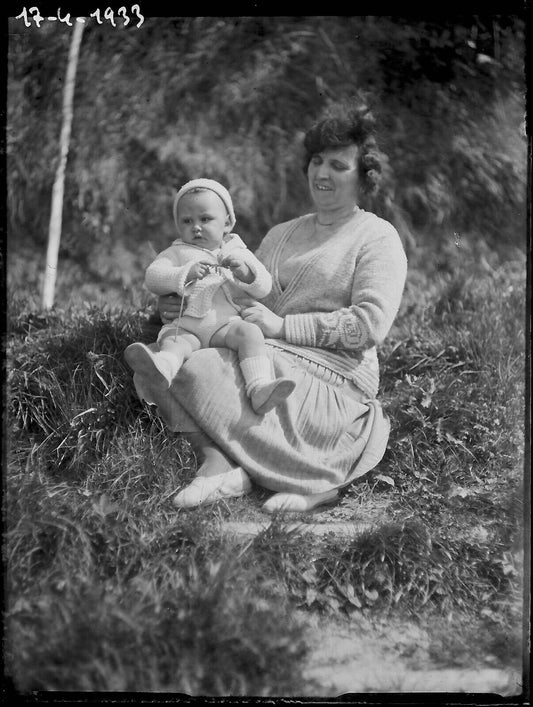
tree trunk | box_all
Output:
[41,20,85,309]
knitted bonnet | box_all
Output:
[173,178,236,232]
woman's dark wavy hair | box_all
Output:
[302,99,386,196]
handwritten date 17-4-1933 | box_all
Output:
[15,6,145,28]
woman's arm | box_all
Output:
[155,293,184,324]
[283,232,407,351]
[237,299,285,338]
[238,219,408,348]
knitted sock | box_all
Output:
[239,356,272,396]
[239,356,296,415]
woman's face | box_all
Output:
[307,144,360,212]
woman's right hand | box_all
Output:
[157,293,183,323]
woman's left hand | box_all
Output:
[235,297,285,338]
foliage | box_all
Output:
[380,243,524,485]
[4,238,526,690]
[7,14,527,292]
[5,459,308,694]
[7,299,152,471]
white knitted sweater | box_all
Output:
[144,233,272,318]
[255,209,408,398]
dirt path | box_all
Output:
[222,491,523,700]
[223,486,523,699]
[298,612,521,697]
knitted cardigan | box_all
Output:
[255,209,408,398]
[144,233,272,318]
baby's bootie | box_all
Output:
[124,342,180,387]
[249,378,296,415]
[239,356,296,415]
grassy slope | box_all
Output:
[4,241,527,695]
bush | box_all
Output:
[8,15,526,277]
[7,299,154,471]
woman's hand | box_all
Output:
[236,297,285,338]
[157,293,184,323]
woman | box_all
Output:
[133,99,408,513]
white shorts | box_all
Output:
[157,291,241,348]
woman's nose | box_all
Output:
[316,162,330,178]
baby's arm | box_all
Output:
[144,247,208,296]
[220,248,272,298]
[220,254,254,283]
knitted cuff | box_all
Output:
[283,314,318,347]
[233,258,272,299]
[175,262,197,293]
[239,355,273,395]
[144,259,194,297]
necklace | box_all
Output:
[315,206,359,228]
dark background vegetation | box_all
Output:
[7,14,527,305]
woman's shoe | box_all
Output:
[262,489,339,514]
[173,467,252,508]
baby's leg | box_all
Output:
[210,319,266,359]
[214,320,295,415]
[159,330,202,368]
[125,331,201,387]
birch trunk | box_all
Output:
[41,20,85,309]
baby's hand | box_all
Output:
[220,255,253,283]
[189,261,211,281]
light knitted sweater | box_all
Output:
[144,233,272,318]
[255,208,408,398]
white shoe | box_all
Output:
[124,343,176,387]
[250,378,296,415]
[262,489,339,514]
[173,467,252,508]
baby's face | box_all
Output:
[176,190,230,250]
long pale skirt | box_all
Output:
[133,344,390,495]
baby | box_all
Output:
[125,178,295,415]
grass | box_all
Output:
[3,238,527,695]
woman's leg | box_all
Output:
[186,428,236,478]
[172,425,251,507]
[262,489,340,514]
[132,360,242,481]
[132,364,252,508]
